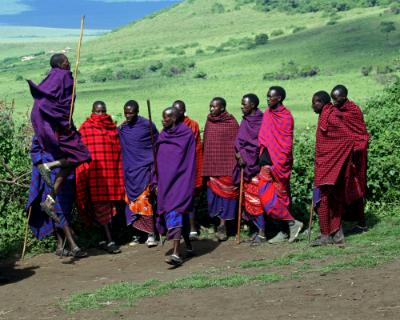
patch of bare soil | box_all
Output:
[0,240,399,320]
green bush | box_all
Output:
[361,66,373,76]
[271,29,284,37]
[263,61,320,80]
[148,61,163,72]
[211,3,225,14]
[292,26,307,34]
[90,68,114,82]
[15,75,23,81]
[253,0,391,13]
[255,33,269,45]
[0,101,43,256]
[194,71,207,79]
[363,80,400,209]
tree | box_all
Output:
[380,21,396,41]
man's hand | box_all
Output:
[236,152,246,167]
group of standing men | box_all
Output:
[26,53,369,266]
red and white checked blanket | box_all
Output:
[76,114,124,223]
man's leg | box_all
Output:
[165,227,184,266]
[40,167,72,223]
[63,224,87,257]
[311,188,334,246]
[216,218,228,241]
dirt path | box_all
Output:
[1,240,399,320]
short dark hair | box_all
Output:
[313,91,331,105]
[163,106,178,118]
[243,93,259,107]
[269,86,286,101]
[212,97,226,108]
[173,100,186,109]
[50,53,66,68]
[92,100,106,111]
[331,84,348,97]
[124,100,139,111]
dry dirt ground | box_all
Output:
[1,240,399,320]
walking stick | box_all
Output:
[236,168,244,244]
[147,99,158,177]
[68,16,85,127]
[21,206,32,260]
[146,99,161,243]
[307,198,314,243]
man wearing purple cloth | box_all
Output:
[155,107,196,266]
[234,94,265,246]
[119,100,159,248]
[28,53,91,218]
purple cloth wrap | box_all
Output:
[26,136,75,240]
[233,109,263,184]
[28,68,90,165]
[207,187,237,221]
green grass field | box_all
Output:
[0,0,399,130]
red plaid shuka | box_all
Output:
[313,101,368,234]
[76,114,125,225]
[314,103,354,187]
[314,101,368,202]
[339,100,369,203]
[258,105,294,188]
[183,116,203,188]
[202,112,239,177]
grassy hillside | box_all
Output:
[0,0,399,129]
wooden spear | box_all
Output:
[21,206,32,260]
[236,168,244,244]
[147,99,158,177]
[307,198,314,243]
[68,16,85,127]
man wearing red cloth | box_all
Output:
[75,101,125,254]
[312,86,369,246]
[173,100,203,240]
[258,86,303,244]
[202,97,239,241]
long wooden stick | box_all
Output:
[21,206,32,260]
[147,99,158,177]
[69,16,85,126]
[236,168,244,244]
[307,198,314,243]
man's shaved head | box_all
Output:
[172,100,186,122]
[124,100,139,113]
[162,107,178,129]
[331,85,348,108]
[331,85,348,97]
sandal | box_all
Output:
[185,248,195,258]
[189,231,199,241]
[250,234,266,247]
[146,234,158,248]
[55,248,72,257]
[165,254,183,266]
[106,242,121,254]
[216,225,228,241]
[71,247,88,258]
[38,163,53,188]
[40,195,61,224]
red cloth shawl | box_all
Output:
[202,112,239,177]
